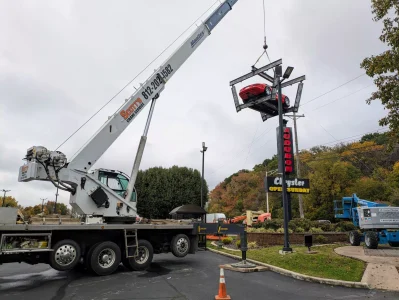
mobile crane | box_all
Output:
[334,193,399,249]
[0,0,242,276]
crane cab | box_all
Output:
[91,168,137,202]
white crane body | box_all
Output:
[17,0,239,222]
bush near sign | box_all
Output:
[264,176,310,194]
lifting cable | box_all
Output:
[253,0,271,66]
[55,0,221,151]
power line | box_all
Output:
[300,73,366,107]
[307,84,374,113]
[55,0,221,151]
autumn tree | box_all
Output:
[361,0,399,148]
[0,196,18,207]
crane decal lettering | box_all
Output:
[120,98,145,123]
[191,31,204,48]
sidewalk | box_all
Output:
[335,246,399,291]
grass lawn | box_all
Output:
[208,242,365,282]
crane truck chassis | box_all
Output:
[0,209,244,276]
[1,0,244,276]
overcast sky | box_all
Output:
[0,0,388,208]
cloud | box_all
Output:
[0,0,389,209]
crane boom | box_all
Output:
[18,0,239,219]
[69,0,238,171]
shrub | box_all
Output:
[295,227,305,233]
[222,237,233,245]
[320,223,335,232]
[248,241,258,249]
[315,235,327,244]
[246,227,257,233]
[334,221,356,232]
[236,239,241,248]
[262,219,284,230]
[276,227,293,234]
[289,218,314,231]
[309,227,324,233]
[265,228,276,233]
[255,228,267,233]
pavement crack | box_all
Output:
[162,277,187,300]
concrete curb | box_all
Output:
[207,248,370,290]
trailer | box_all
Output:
[1,0,241,276]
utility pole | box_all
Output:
[1,189,10,207]
[200,142,208,208]
[286,112,305,218]
[40,198,47,214]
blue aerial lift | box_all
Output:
[334,194,399,249]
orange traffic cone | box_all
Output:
[215,267,231,300]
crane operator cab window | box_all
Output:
[98,171,137,202]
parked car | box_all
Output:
[239,83,290,114]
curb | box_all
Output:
[207,248,370,290]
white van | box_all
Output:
[206,213,226,223]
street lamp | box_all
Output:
[54,187,59,214]
[2,189,10,207]
[276,65,294,253]
[200,142,208,208]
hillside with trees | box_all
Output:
[207,132,399,221]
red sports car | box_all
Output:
[239,83,290,112]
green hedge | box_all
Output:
[252,218,355,233]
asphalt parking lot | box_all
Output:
[0,250,398,300]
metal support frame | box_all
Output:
[231,60,305,121]
[229,58,306,253]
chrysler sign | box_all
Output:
[264,176,310,194]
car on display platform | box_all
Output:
[239,83,290,113]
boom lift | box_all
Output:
[0,0,243,276]
[334,193,399,249]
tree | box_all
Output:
[360,0,399,148]
[0,196,18,207]
[135,166,208,219]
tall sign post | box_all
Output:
[229,58,305,254]
[276,65,292,252]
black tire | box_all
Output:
[89,241,121,276]
[349,230,361,246]
[122,239,154,271]
[84,242,101,272]
[365,231,379,249]
[388,242,399,247]
[49,239,81,271]
[171,234,190,258]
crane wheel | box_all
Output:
[49,239,81,271]
[388,242,399,247]
[349,231,361,246]
[122,239,154,271]
[89,241,121,276]
[365,231,378,249]
[171,234,190,258]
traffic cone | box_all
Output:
[215,267,231,300]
